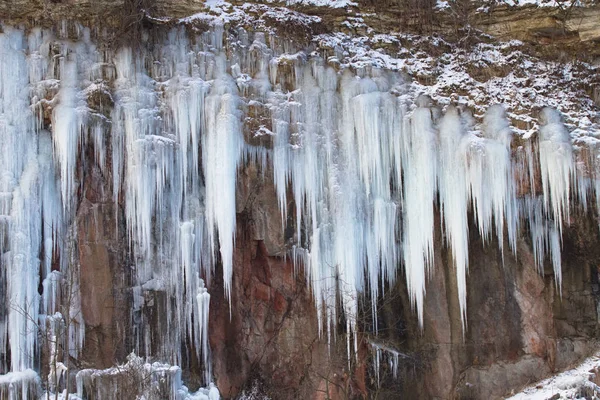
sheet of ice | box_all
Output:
[0,27,43,373]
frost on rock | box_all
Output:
[284,0,357,8]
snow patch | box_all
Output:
[507,353,600,399]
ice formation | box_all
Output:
[76,353,219,400]
[0,369,40,400]
[538,107,575,235]
[437,105,470,329]
[0,19,597,396]
[370,342,406,384]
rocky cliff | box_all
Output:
[1,1,600,399]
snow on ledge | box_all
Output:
[507,353,600,399]
[437,0,590,9]
[202,0,356,11]
[0,369,39,385]
[284,0,358,8]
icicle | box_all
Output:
[467,104,515,253]
[533,107,573,291]
[538,107,575,235]
[52,60,80,213]
[402,95,438,328]
[203,54,244,306]
[370,342,404,385]
[438,105,470,330]
[113,47,165,273]
[0,27,44,373]
[481,104,518,253]
[197,280,212,384]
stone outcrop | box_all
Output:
[474,5,600,45]
[76,148,130,371]
[3,0,600,51]
[204,162,600,399]
[208,163,368,398]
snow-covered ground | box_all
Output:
[507,354,600,399]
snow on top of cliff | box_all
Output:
[251,0,358,8]
[179,1,241,24]
[180,2,322,30]
[313,26,599,139]
[507,353,600,399]
[436,0,588,9]
[495,0,586,7]
[177,1,599,139]
[181,0,353,25]
[283,0,357,8]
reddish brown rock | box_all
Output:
[373,208,600,400]
[76,138,130,371]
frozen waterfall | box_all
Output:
[0,22,598,397]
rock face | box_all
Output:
[76,149,131,370]
[375,212,600,399]
[206,164,368,398]
[203,160,600,399]
[201,177,600,400]
[474,5,600,45]
[68,133,600,399]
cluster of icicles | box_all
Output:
[1,21,599,395]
